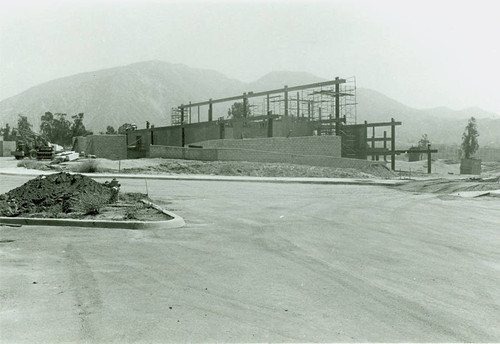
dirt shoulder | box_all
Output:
[12,157,396,179]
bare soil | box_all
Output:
[55,157,397,178]
[0,172,171,221]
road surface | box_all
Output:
[1,175,499,342]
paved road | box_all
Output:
[1,175,499,342]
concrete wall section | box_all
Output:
[193,136,342,158]
[0,141,16,157]
[73,135,127,160]
[149,145,217,160]
[215,148,381,169]
[149,144,382,171]
[184,122,221,145]
[90,135,127,160]
[273,117,315,137]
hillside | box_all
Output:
[0,61,498,147]
[0,61,244,131]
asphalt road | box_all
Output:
[1,175,499,342]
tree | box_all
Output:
[461,117,479,159]
[105,125,117,134]
[117,123,136,134]
[228,101,250,119]
[40,112,54,141]
[71,113,92,137]
[39,112,72,146]
[17,115,32,133]
[417,134,430,149]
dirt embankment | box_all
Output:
[72,158,396,179]
[0,172,113,217]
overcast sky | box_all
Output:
[1,0,499,114]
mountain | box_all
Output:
[0,61,244,131]
[356,88,500,147]
[1,61,499,147]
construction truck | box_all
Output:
[11,128,55,160]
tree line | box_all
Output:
[0,113,137,147]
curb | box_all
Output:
[0,205,186,230]
[0,171,407,186]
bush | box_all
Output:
[76,159,102,173]
[17,159,50,170]
[76,192,109,215]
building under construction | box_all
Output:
[121,77,417,170]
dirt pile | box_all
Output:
[0,172,112,217]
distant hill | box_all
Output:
[0,61,498,147]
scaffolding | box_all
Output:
[172,77,357,133]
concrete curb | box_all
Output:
[0,170,407,186]
[0,205,186,230]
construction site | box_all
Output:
[66,77,443,175]
[1,77,500,343]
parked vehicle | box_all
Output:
[11,128,55,160]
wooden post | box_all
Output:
[427,144,432,174]
[391,118,396,170]
[372,126,375,160]
[318,107,322,134]
[308,100,311,119]
[383,131,387,162]
[197,106,200,123]
[180,106,184,125]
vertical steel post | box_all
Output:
[208,99,213,122]
[284,86,288,116]
[335,77,340,136]
[243,93,248,118]
[267,94,270,115]
[297,92,300,117]
[189,102,192,124]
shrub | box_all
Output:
[17,159,50,170]
[76,159,102,173]
[76,192,109,215]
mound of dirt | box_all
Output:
[0,172,113,217]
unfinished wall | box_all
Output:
[184,122,221,144]
[272,117,316,137]
[0,141,16,157]
[149,145,217,160]
[193,136,342,158]
[149,143,383,171]
[73,135,127,160]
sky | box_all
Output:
[1,0,499,114]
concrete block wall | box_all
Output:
[215,148,383,169]
[148,143,385,171]
[73,135,127,160]
[0,141,16,157]
[149,145,217,160]
[193,136,342,158]
[90,135,127,160]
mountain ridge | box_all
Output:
[0,61,498,147]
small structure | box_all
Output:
[0,140,16,157]
[460,158,481,175]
